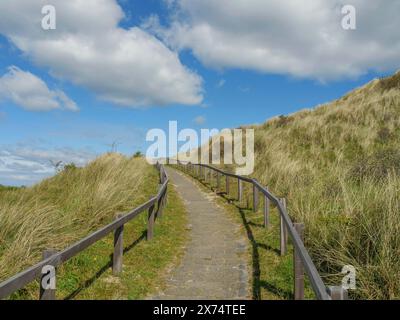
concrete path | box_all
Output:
[151,167,249,300]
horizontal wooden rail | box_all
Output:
[173,160,346,300]
[0,164,169,300]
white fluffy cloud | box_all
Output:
[153,0,400,80]
[0,66,78,111]
[0,0,203,107]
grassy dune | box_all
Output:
[0,153,188,299]
[248,72,400,299]
[192,71,400,299]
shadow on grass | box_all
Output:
[64,231,146,300]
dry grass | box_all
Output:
[0,153,151,282]
[187,71,400,299]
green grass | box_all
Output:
[177,167,315,300]
[1,154,188,299]
[188,71,400,299]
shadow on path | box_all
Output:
[194,175,291,300]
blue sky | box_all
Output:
[0,0,399,185]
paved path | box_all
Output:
[151,167,249,300]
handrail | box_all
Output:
[172,160,344,300]
[0,163,169,300]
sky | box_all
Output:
[0,0,399,186]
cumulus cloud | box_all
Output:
[152,0,400,81]
[0,146,96,186]
[0,66,78,111]
[0,0,203,107]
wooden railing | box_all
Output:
[172,160,348,300]
[0,164,168,300]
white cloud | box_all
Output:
[193,115,206,125]
[0,146,96,186]
[0,0,203,107]
[0,66,78,111]
[153,0,400,81]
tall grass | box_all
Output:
[190,71,400,299]
[0,153,152,282]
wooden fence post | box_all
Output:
[216,173,221,193]
[157,184,164,219]
[263,189,270,228]
[163,186,168,208]
[238,179,243,203]
[113,214,124,275]
[280,198,288,256]
[40,249,57,300]
[147,202,156,240]
[294,223,305,300]
[327,286,348,300]
[253,184,259,212]
[226,176,230,195]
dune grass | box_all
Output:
[0,153,188,299]
[246,73,400,299]
[187,71,400,299]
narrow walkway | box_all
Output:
[151,167,249,300]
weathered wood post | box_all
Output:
[238,179,243,203]
[216,172,221,193]
[280,198,288,256]
[157,184,164,219]
[327,286,348,300]
[164,185,168,207]
[263,188,270,228]
[253,184,259,212]
[294,223,305,300]
[147,201,156,240]
[226,176,230,195]
[40,249,57,300]
[113,214,124,275]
